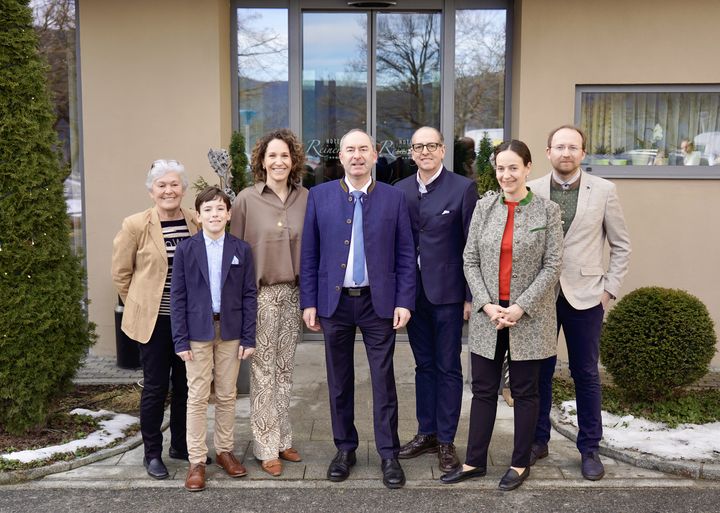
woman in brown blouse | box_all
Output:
[230,129,308,477]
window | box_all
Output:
[576,85,720,179]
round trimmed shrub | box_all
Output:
[600,287,716,400]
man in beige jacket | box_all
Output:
[526,125,631,481]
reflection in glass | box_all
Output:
[302,12,367,188]
[237,8,289,153]
[454,9,506,180]
[580,91,720,167]
[375,12,441,184]
[32,0,82,254]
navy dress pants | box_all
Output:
[319,292,400,459]
[136,315,188,460]
[406,276,463,444]
[535,295,604,454]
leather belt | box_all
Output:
[342,287,370,297]
[213,313,221,321]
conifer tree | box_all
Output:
[0,0,95,434]
[475,132,499,194]
[229,131,250,193]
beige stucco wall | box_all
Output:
[80,0,231,355]
[515,0,720,366]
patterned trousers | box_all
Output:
[250,283,301,460]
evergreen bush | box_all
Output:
[600,287,716,401]
[0,0,95,434]
[229,130,250,193]
[475,131,499,194]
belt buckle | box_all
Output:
[347,288,362,297]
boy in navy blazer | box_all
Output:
[171,187,257,492]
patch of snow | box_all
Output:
[558,400,720,462]
[0,409,139,464]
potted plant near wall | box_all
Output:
[610,147,627,165]
[593,144,610,165]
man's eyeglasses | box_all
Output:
[550,145,582,154]
[411,143,443,153]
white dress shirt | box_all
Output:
[343,176,370,287]
[203,231,225,313]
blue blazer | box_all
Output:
[395,168,478,304]
[171,232,257,353]
[300,179,416,319]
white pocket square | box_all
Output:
[231,255,240,265]
[441,210,451,215]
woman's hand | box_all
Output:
[483,304,512,330]
[504,304,525,323]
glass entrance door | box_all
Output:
[302,10,441,187]
[233,1,509,187]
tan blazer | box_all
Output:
[527,171,631,310]
[111,206,199,343]
[463,192,563,361]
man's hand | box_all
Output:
[303,307,322,332]
[601,290,612,311]
[238,346,255,360]
[393,307,411,329]
[463,301,472,321]
[177,350,193,362]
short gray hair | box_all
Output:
[339,129,376,150]
[145,159,188,191]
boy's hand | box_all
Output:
[177,350,193,362]
[238,346,255,360]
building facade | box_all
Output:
[72,0,720,364]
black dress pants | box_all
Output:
[465,323,541,469]
[136,315,188,459]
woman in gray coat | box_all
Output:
[441,140,563,490]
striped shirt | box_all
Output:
[158,219,191,316]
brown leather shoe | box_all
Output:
[216,451,247,478]
[279,448,302,462]
[438,443,460,473]
[184,463,206,492]
[398,433,438,459]
[261,458,283,477]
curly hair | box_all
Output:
[250,129,306,186]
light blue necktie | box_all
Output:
[351,191,365,284]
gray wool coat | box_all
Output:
[463,190,563,361]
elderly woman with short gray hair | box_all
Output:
[112,159,200,480]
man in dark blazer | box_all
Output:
[300,129,416,489]
[395,127,478,472]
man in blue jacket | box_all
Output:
[395,126,478,473]
[300,129,416,489]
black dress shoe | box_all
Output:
[327,449,356,482]
[398,433,438,459]
[498,467,530,491]
[143,457,169,480]
[581,451,605,481]
[169,447,213,465]
[440,465,487,484]
[381,458,406,489]
[528,443,548,466]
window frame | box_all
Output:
[575,84,720,180]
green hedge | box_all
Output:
[0,0,95,434]
[600,287,716,401]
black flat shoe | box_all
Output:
[498,467,530,491]
[440,465,487,484]
[381,458,406,489]
[169,447,212,465]
[327,449,356,482]
[143,457,169,480]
